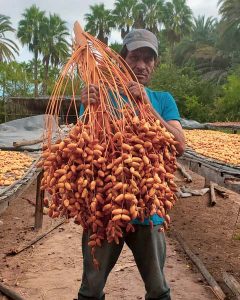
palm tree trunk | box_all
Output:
[34,50,38,98]
[42,57,49,96]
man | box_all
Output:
[78,29,185,300]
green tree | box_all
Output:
[84,4,114,44]
[112,0,140,39]
[149,63,217,122]
[0,61,33,99]
[173,16,235,84]
[0,14,19,62]
[215,70,240,121]
[41,14,70,95]
[17,5,47,97]
[163,0,193,48]
[217,0,240,66]
[138,0,164,34]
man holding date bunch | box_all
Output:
[77,29,185,300]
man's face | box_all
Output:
[124,47,156,85]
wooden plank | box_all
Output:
[0,166,40,215]
[175,232,226,300]
[34,170,44,230]
[179,155,240,194]
[0,282,25,300]
[0,158,39,197]
[214,185,229,199]
[13,137,43,148]
[223,272,240,300]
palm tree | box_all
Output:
[0,15,19,62]
[174,16,232,84]
[191,16,217,44]
[163,0,193,47]
[17,5,46,97]
[174,16,217,65]
[112,0,140,39]
[138,0,165,34]
[84,4,114,44]
[41,14,70,95]
[218,0,240,62]
[218,0,240,32]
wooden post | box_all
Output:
[209,181,217,206]
[223,272,240,300]
[34,170,44,230]
[177,162,192,182]
[204,177,210,188]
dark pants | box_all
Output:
[78,225,171,300]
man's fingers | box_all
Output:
[88,86,99,93]
[82,92,99,98]
[81,84,100,105]
[129,86,142,97]
[81,97,97,105]
[82,88,99,96]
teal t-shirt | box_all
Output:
[79,87,180,226]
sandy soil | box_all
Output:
[0,168,239,300]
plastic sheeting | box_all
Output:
[180,118,207,129]
[0,115,56,150]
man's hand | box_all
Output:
[126,81,149,103]
[81,84,100,106]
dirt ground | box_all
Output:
[170,169,240,299]
[0,168,239,300]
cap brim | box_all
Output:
[126,41,158,56]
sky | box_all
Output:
[1,0,219,62]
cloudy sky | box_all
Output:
[1,0,219,61]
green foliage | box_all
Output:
[150,64,197,112]
[40,13,70,95]
[0,100,5,123]
[0,61,33,98]
[173,16,217,66]
[0,14,19,62]
[218,0,240,34]
[109,42,122,54]
[215,71,240,121]
[184,95,207,121]
[149,63,217,122]
[163,0,193,47]
[112,0,140,39]
[17,5,47,97]
[137,0,165,34]
[84,4,114,44]
[0,0,239,124]
[233,234,240,241]
[0,61,65,99]
[17,6,70,96]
